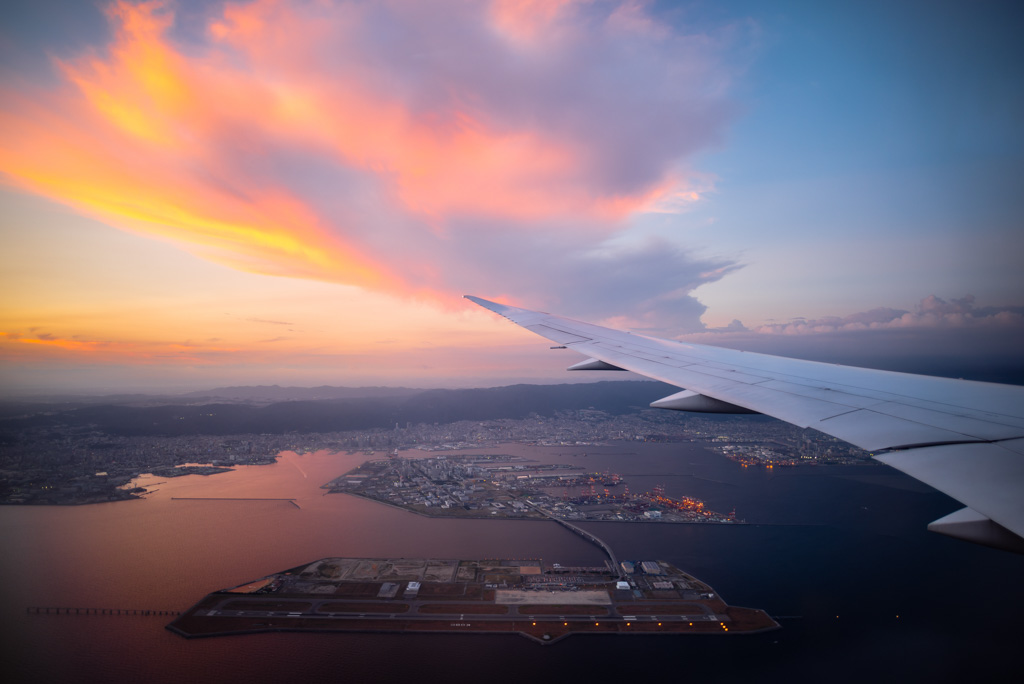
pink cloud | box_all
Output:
[489,0,587,43]
[0,0,743,326]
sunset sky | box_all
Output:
[1,0,1022,395]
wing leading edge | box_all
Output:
[466,295,1024,553]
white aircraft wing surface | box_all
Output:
[466,295,1024,553]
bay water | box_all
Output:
[2,444,1020,683]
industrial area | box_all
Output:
[324,452,740,523]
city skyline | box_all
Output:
[2,0,1022,394]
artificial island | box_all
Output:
[169,556,778,643]
[323,451,740,523]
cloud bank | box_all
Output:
[0,0,745,329]
[686,296,1024,383]
[699,295,1024,335]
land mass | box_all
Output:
[0,382,871,505]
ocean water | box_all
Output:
[1,444,1021,683]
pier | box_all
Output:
[171,497,297,502]
[170,497,302,509]
[28,607,180,616]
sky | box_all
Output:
[1,0,1022,395]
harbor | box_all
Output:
[324,452,741,524]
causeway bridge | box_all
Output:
[525,501,623,577]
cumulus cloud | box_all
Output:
[692,295,1024,336]
[0,0,745,328]
[806,296,1016,333]
[704,318,748,333]
[682,295,1024,382]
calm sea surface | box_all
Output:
[2,443,1021,683]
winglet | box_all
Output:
[463,295,508,315]
[464,295,542,321]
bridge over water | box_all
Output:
[525,501,623,577]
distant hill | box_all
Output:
[0,385,427,418]
[0,381,675,437]
[178,385,425,403]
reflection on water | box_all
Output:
[2,444,1022,683]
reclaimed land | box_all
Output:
[168,557,777,644]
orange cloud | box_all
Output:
[1,3,397,291]
[205,1,642,224]
[0,327,569,390]
[0,331,244,364]
[0,0,736,318]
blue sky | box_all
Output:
[664,0,1024,322]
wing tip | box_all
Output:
[465,295,522,318]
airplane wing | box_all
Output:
[466,295,1024,553]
